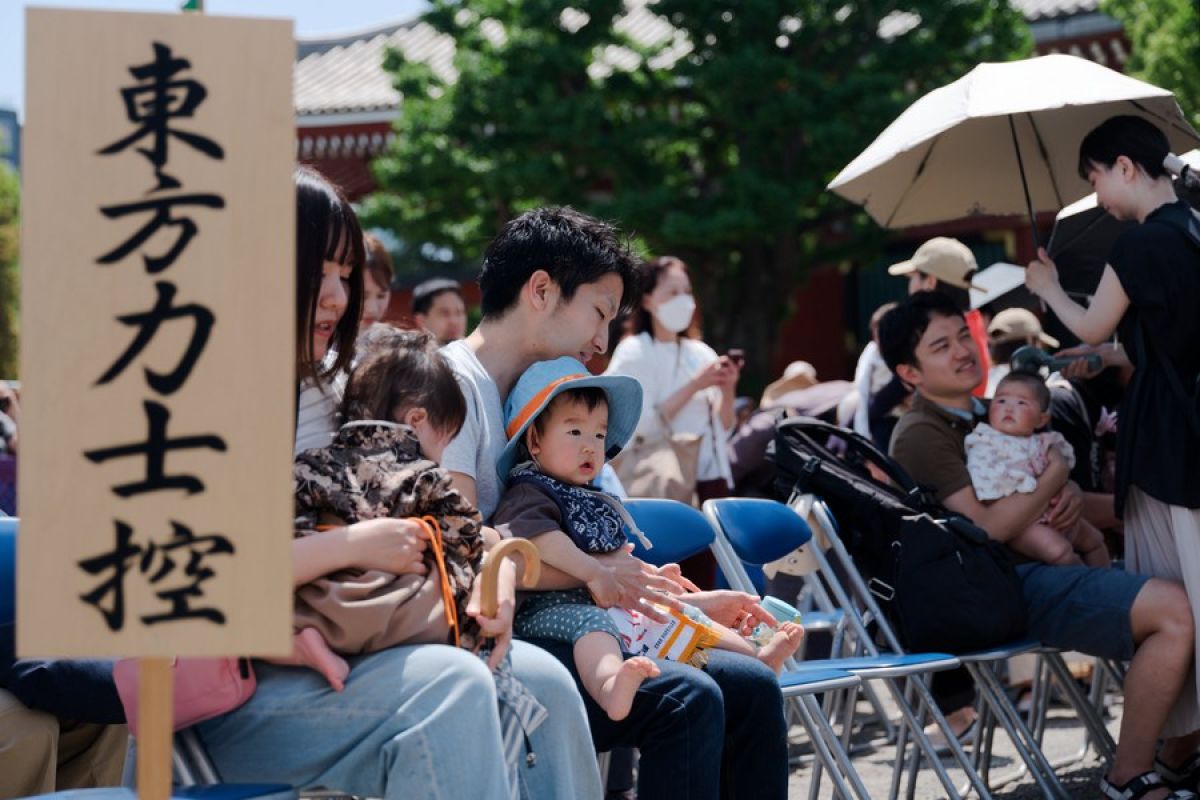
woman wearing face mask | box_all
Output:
[605,257,739,586]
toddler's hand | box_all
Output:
[595,544,686,622]
[655,562,701,593]
[467,567,514,670]
[585,563,622,608]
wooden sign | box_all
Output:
[18,9,295,658]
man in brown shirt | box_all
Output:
[880,291,1196,797]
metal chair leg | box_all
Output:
[795,694,871,800]
[1042,652,1116,763]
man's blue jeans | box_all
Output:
[526,639,788,800]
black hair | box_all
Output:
[988,337,1027,366]
[412,277,463,316]
[531,387,610,436]
[295,166,364,384]
[920,276,971,312]
[363,233,395,293]
[1078,115,1170,181]
[478,207,640,320]
[633,256,695,337]
[878,291,965,373]
[995,370,1051,412]
[341,326,467,437]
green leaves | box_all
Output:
[364,0,1030,380]
[0,162,19,377]
[1103,0,1200,129]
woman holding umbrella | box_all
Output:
[1026,114,1200,798]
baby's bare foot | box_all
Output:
[295,627,350,692]
[599,657,661,721]
[757,622,805,675]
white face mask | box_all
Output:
[653,294,696,334]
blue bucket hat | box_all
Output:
[497,357,643,482]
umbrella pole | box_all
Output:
[1008,115,1041,252]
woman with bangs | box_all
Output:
[193,167,600,800]
[1027,115,1200,798]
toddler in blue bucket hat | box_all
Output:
[493,358,804,721]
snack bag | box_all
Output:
[607,603,722,668]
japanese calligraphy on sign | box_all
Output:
[19,10,295,658]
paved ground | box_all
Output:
[784,685,1119,798]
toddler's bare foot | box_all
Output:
[757,622,805,675]
[599,657,660,721]
[294,627,350,692]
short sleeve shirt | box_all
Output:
[440,340,506,521]
[1107,201,1200,512]
[888,393,986,504]
[493,482,565,541]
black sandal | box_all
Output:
[1100,771,1199,800]
[1157,753,1200,791]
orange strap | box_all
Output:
[315,519,460,647]
[414,515,460,648]
[504,373,588,438]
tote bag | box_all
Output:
[611,413,702,504]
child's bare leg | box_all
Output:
[704,617,805,674]
[757,622,805,675]
[1010,523,1081,566]
[1067,519,1112,568]
[267,628,350,692]
[574,631,660,721]
[706,620,759,658]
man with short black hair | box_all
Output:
[881,291,1195,798]
[412,277,467,345]
[441,205,789,800]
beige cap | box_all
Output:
[988,308,1059,348]
[761,361,818,406]
[888,237,982,290]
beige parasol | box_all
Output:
[828,54,1200,237]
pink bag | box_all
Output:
[113,657,257,736]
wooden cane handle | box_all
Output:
[481,538,541,618]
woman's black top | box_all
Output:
[1108,200,1200,514]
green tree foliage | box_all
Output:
[365,0,1030,379]
[1103,0,1200,129]
[0,163,18,378]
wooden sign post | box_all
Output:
[20,10,295,798]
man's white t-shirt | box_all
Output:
[440,340,507,521]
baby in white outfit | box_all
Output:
[966,371,1110,568]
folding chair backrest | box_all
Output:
[0,518,13,671]
[705,498,812,564]
[701,498,813,597]
[624,498,714,567]
[0,517,14,627]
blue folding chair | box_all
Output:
[624,498,871,800]
[702,497,1001,800]
[0,520,295,800]
[798,495,1111,799]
